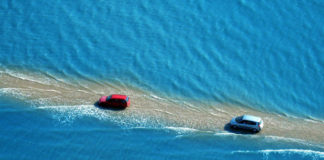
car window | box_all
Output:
[109,99,125,104]
[246,121,257,125]
[235,116,243,123]
[120,99,126,104]
[109,99,117,103]
[241,120,247,124]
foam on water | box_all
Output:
[165,126,199,134]
[232,149,324,159]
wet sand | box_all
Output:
[0,68,323,145]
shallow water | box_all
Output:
[1,96,324,160]
[0,69,323,145]
[0,0,324,159]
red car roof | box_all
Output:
[110,94,128,100]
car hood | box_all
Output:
[230,117,237,124]
[99,96,108,103]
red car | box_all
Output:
[98,94,130,108]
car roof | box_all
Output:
[242,115,262,122]
[110,94,128,100]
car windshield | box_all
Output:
[235,116,243,123]
[245,121,257,125]
[110,99,125,104]
[106,96,112,101]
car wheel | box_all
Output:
[231,125,237,129]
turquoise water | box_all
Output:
[0,0,324,159]
[1,97,323,160]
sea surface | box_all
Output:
[0,0,323,159]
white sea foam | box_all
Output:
[185,106,200,112]
[264,135,306,143]
[0,67,74,89]
[37,104,165,129]
[0,88,29,98]
[232,149,324,158]
[154,109,174,115]
[213,133,323,149]
[165,126,199,134]
[210,112,220,116]
[149,94,165,101]
[37,104,127,126]
[39,105,104,121]
[213,107,231,115]
[214,132,236,136]
[213,131,262,141]
[3,69,52,85]
[263,135,324,149]
[303,118,324,124]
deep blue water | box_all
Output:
[0,0,324,159]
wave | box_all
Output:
[165,126,199,134]
[0,68,62,86]
[0,88,27,98]
[232,149,324,158]
[212,132,324,149]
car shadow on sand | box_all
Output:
[94,101,127,111]
[224,123,259,135]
